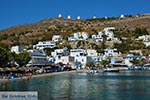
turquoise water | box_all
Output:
[0,70,150,100]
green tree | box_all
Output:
[100,60,110,66]
[16,51,31,67]
[0,47,9,67]
[134,27,149,38]
[86,61,94,69]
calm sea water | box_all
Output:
[0,70,150,100]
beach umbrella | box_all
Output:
[11,67,17,72]
[5,67,11,71]
[0,67,5,72]
[45,66,51,69]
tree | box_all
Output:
[16,51,31,67]
[86,61,94,69]
[0,47,9,67]
[134,27,149,38]
[100,60,110,66]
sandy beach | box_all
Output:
[0,70,84,83]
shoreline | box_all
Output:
[0,70,84,83]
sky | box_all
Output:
[0,0,150,30]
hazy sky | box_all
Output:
[0,0,149,30]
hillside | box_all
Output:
[0,14,150,46]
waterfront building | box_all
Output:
[70,49,86,68]
[110,57,124,65]
[51,48,68,64]
[27,50,50,66]
[123,54,143,61]
[11,45,24,54]
[35,41,56,50]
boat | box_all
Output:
[128,64,142,70]
[103,68,119,72]
[111,64,129,71]
[142,64,150,70]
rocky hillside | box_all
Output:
[0,14,150,46]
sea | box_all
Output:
[0,70,150,100]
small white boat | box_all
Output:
[112,64,129,71]
[142,64,150,70]
[103,68,119,72]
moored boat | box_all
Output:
[103,68,119,72]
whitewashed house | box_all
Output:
[103,27,115,40]
[52,35,63,42]
[70,49,87,68]
[70,49,86,57]
[51,48,68,64]
[35,41,56,50]
[60,56,76,69]
[104,48,121,57]
[144,42,150,47]
[86,49,102,64]
[138,35,150,41]
[11,45,24,54]
[68,32,89,41]
[92,32,103,42]
[86,49,98,57]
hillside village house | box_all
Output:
[52,35,63,42]
[92,27,115,42]
[104,48,121,57]
[92,32,103,42]
[35,41,56,50]
[138,35,150,41]
[69,49,101,69]
[103,27,115,40]
[11,45,24,54]
[68,32,89,41]
[138,35,150,47]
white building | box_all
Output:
[52,35,62,42]
[68,32,89,41]
[86,49,98,57]
[51,48,68,57]
[51,48,68,64]
[27,50,50,66]
[70,49,86,57]
[138,35,150,41]
[36,41,56,50]
[120,14,125,18]
[144,42,150,47]
[68,15,71,19]
[77,16,81,20]
[11,46,24,54]
[104,48,121,57]
[103,27,115,40]
[92,32,103,42]
[58,14,62,18]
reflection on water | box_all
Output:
[0,70,150,100]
